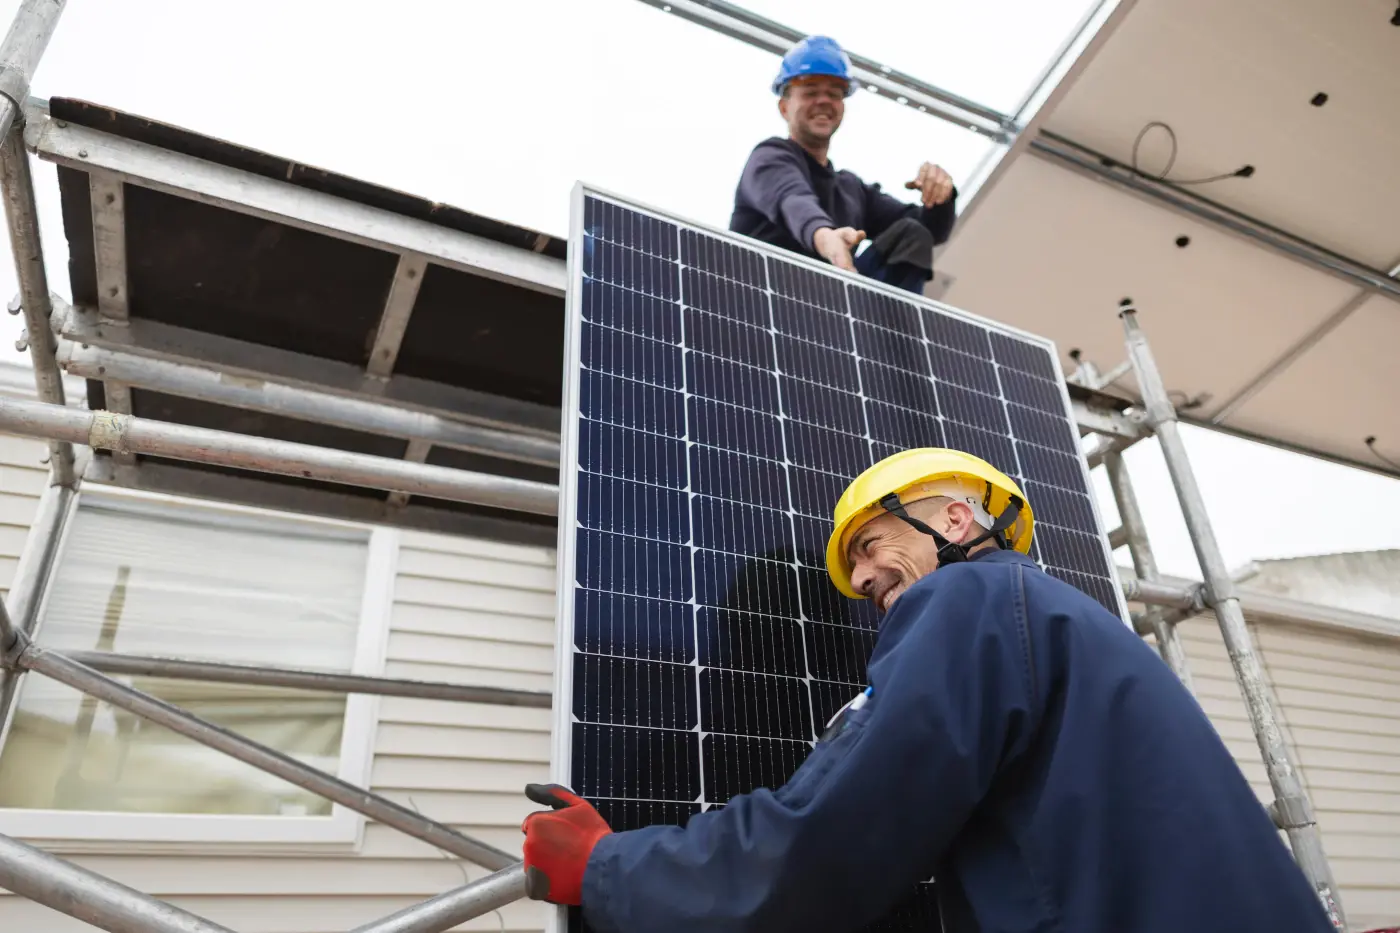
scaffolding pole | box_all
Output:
[0,395,559,515]
[1118,577,1205,611]
[0,0,64,139]
[0,476,67,730]
[1102,448,1194,691]
[7,633,521,873]
[1119,305,1346,932]
[58,339,562,469]
[5,475,74,629]
[348,864,539,933]
[0,831,239,933]
[66,649,553,707]
[0,1,75,491]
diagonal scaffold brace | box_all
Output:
[0,831,241,933]
[0,603,546,933]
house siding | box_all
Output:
[0,485,556,931]
[1253,622,1400,929]
[0,434,50,601]
[1147,611,1400,930]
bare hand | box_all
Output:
[905,162,954,207]
[813,226,866,272]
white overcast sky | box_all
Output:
[0,0,1397,586]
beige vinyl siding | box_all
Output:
[1253,622,1400,930]
[0,524,556,933]
[1153,612,1400,929]
[0,434,50,599]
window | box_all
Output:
[0,488,398,850]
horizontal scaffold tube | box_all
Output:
[59,340,562,468]
[348,864,539,933]
[0,395,558,515]
[67,650,553,708]
[1119,577,1205,611]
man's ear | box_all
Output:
[944,501,977,544]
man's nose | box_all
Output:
[849,559,874,597]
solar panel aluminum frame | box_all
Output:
[547,182,1131,932]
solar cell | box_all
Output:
[553,189,1128,932]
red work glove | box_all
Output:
[521,783,613,906]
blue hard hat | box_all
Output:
[772,35,857,97]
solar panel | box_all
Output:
[550,187,1128,932]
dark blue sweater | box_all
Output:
[580,550,1334,933]
[728,136,957,259]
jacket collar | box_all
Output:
[968,548,1039,569]
[865,548,1038,668]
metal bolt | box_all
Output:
[55,120,67,128]
[77,149,88,158]
[15,334,28,352]
[6,295,20,315]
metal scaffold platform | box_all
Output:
[0,2,1353,931]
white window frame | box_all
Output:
[0,483,400,855]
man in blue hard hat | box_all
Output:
[729,35,958,295]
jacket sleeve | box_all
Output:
[579,565,1042,933]
[861,178,958,244]
[737,139,835,251]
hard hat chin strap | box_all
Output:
[877,492,1025,566]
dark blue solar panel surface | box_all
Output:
[558,194,1123,932]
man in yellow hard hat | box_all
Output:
[520,449,1336,933]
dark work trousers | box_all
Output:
[853,216,935,294]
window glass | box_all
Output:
[0,496,369,817]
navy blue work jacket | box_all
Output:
[580,550,1335,933]
[728,137,957,261]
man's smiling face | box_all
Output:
[845,497,980,619]
[779,75,847,148]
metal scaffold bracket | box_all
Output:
[1269,794,1317,832]
[87,409,132,453]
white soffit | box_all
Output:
[940,0,1400,478]
[1042,0,1400,268]
[936,155,1358,424]
[1228,293,1400,472]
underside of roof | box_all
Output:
[38,97,569,546]
[939,0,1400,480]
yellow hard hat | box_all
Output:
[824,447,1035,599]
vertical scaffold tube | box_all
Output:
[1120,304,1345,931]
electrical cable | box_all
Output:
[1096,369,1208,413]
[1130,121,1253,186]
[1364,436,1400,472]
[407,795,511,933]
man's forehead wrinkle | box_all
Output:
[848,516,898,558]
[847,524,879,560]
